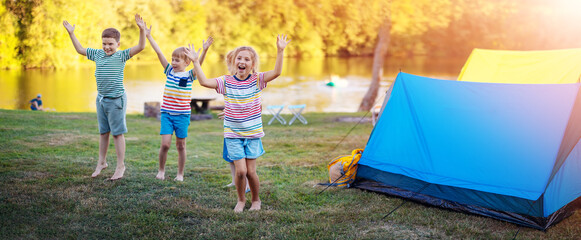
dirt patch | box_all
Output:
[50,115,91,120]
[304,180,326,188]
[47,133,85,146]
[334,117,371,123]
[22,171,52,179]
[360,222,442,239]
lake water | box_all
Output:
[0,56,465,114]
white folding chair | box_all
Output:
[288,104,307,125]
[266,105,286,125]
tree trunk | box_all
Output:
[358,19,391,112]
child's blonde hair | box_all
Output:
[172,47,190,64]
[226,46,260,75]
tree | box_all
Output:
[23,0,82,68]
[359,19,390,112]
[0,2,19,68]
[359,0,456,111]
[4,0,42,68]
[420,0,517,57]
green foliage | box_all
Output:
[171,0,206,49]
[1,0,431,68]
[421,0,519,57]
[0,2,20,68]
[390,0,456,56]
[23,0,77,68]
[1,0,581,68]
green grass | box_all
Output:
[0,109,579,239]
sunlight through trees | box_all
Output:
[1,0,580,69]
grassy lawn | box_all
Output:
[1,109,579,239]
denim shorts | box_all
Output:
[222,139,232,162]
[96,93,127,136]
[160,112,191,139]
[224,138,265,161]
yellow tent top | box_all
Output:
[458,48,581,84]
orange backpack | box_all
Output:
[327,149,364,187]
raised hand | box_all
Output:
[130,13,147,57]
[203,36,214,50]
[145,25,152,37]
[263,34,290,82]
[63,20,87,56]
[135,14,146,30]
[63,20,75,34]
[276,34,290,51]
[185,44,201,62]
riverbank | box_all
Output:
[0,110,579,239]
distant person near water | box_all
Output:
[62,13,147,180]
[30,94,43,111]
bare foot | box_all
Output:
[156,171,165,180]
[110,165,125,180]
[91,163,108,178]
[234,201,245,213]
[249,201,261,211]
[225,182,235,187]
[174,175,184,182]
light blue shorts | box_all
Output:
[223,139,232,162]
[160,112,191,139]
[96,93,127,136]
[224,138,265,161]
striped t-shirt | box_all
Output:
[161,64,196,115]
[215,72,266,138]
[86,48,132,98]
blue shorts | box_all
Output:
[224,138,265,161]
[160,112,191,139]
[223,139,232,162]
[96,93,127,136]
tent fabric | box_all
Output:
[356,72,581,230]
[457,48,581,84]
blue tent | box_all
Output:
[355,72,581,230]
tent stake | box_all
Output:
[512,227,521,240]
[317,172,346,195]
[381,199,408,220]
[382,183,430,220]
